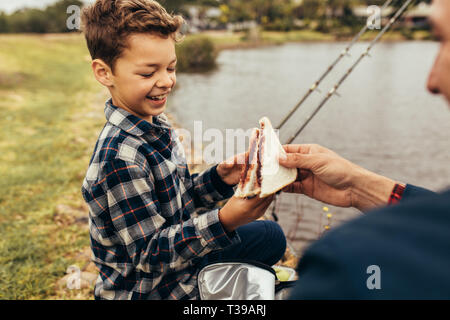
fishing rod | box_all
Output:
[269,0,415,246]
[285,0,415,144]
[276,0,395,131]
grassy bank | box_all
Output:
[0,33,104,299]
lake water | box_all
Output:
[169,41,450,256]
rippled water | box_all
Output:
[169,41,450,255]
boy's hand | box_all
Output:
[216,153,247,186]
[218,195,274,232]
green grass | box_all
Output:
[0,33,105,299]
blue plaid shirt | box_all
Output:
[82,100,240,300]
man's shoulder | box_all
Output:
[297,189,450,298]
[318,188,450,254]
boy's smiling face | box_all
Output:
[99,33,177,123]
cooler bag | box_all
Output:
[197,260,297,300]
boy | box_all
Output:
[81,0,286,299]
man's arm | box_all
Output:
[401,184,436,202]
[279,144,435,212]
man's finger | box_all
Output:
[279,153,318,170]
[282,144,312,154]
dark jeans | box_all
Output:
[200,220,287,268]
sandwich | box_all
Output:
[235,117,297,198]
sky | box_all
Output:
[0,0,95,14]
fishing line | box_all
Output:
[276,0,395,131]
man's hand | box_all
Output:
[279,144,396,212]
[219,195,274,232]
[216,153,247,186]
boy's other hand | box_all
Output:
[216,152,247,186]
[219,195,274,232]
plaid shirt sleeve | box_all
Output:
[98,158,239,274]
[189,165,236,210]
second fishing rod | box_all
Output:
[269,0,416,226]
[284,0,415,144]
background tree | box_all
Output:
[1,0,83,33]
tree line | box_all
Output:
[0,0,431,34]
[0,0,83,33]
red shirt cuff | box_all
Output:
[388,183,406,205]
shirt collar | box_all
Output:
[104,99,171,136]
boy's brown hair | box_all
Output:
[81,0,184,72]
